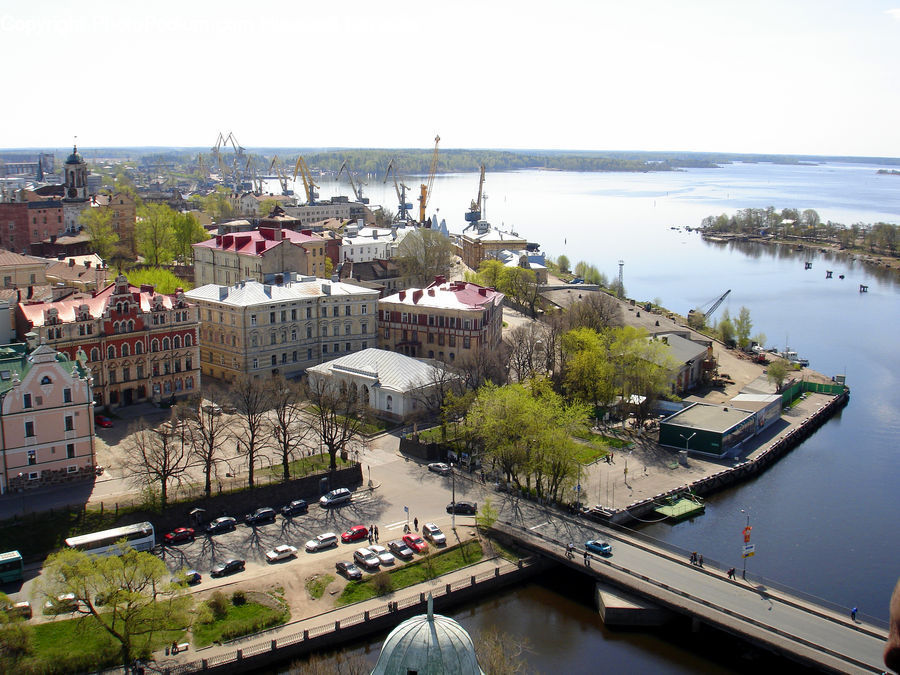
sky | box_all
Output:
[1,0,899,157]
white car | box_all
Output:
[265,544,298,562]
[428,462,451,475]
[353,547,381,571]
[305,532,338,552]
[422,522,446,545]
[368,544,396,565]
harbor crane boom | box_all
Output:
[418,134,440,224]
[338,161,369,204]
[688,289,731,328]
[465,164,486,223]
[292,156,318,205]
[383,158,413,221]
[269,156,293,196]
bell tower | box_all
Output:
[62,141,91,233]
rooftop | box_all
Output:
[307,348,449,393]
[381,277,503,311]
[185,276,378,307]
[193,227,324,257]
[662,402,754,434]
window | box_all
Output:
[109,369,117,384]
[152,363,159,377]
[252,358,258,369]
[383,327,390,339]
[64,388,72,403]
[185,334,193,347]
[281,310,286,322]
[449,336,456,347]
[271,355,277,366]
[345,305,351,316]
[137,364,144,379]
[186,357,192,370]
[361,304,368,315]
[121,343,130,357]
[463,337,471,349]
[41,375,52,385]
[124,366,131,380]
[23,393,32,408]
[251,314,257,326]
[439,334,445,346]
[67,465,78,474]
[91,348,99,362]
[362,341,367,349]
[307,326,312,338]
[135,342,143,354]
[270,312,276,323]
[27,450,36,465]
[322,326,328,337]
[270,332,276,345]
[386,395,393,411]
[67,443,75,459]
[25,421,34,437]
[306,307,312,318]
[173,336,181,349]
[151,339,159,352]
[333,306,339,317]
[428,315,435,326]
[292,351,297,362]
[162,337,170,350]
[345,342,351,352]
[345,324,351,336]
[291,309,297,320]
[107,345,116,359]
[281,352,287,364]
[322,344,328,354]
[291,328,297,341]
[362,323,368,334]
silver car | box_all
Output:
[305,532,338,552]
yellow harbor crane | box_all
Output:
[418,134,440,224]
[292,156,319,205]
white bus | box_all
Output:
[64,522,156,557]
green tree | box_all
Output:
[80,207,119,261]
[136,203,176,265]
[766,359,788,390]
[36,547,192,672]
[324,255,334,278]
[397,228,454,286]
[557,255,570,274]
[476,259,506,289]
[191,187,234,222]
[257,198,279,217]
[125,268,190,294]
[0,590,32,668]
[717,309,735,345]
[171,211,209,263]
[614,326,675,425]
[500,265,541,317]
[734,306,753,350]
[561,327,617,408]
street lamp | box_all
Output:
[450,461,456,531]
[679,431,696,452]
[741,508,752,579]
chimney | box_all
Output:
[27,286,33,299]
[84,260,91,269]
[427,288,435,296]
[399,290,406,301]
[141,284,154,293]
[412,289,423,304]
[68,258,75,267]
[478,287,487,296]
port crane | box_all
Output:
[211,131,247,190]
[338,161,369,204]
[688,289,731,329]
[383,158,413,221]
[465,164,486,223]
[292,156,319,205]
[418,134,440,224]
[268,156,294,196]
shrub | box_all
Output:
[371,571,393,596]
[231,591,246,606]
[207,591,228,620]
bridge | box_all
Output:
[492,504,888,674]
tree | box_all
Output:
[717,309,735,346]
[557,254,570,274]
[125,267,190,294]
[0,590,32,667]
[501,265,541,318]
[396,228,455,286]
[136,203,176,265]
[36,547,191,673]
[122,412,191,509]
[564,292,623,332]
[191,187,234,222]
[305,376,368,474]
[375,207,394,228]
[454,342,510,391]
[767,359,789,390]
[190,389,232,497]
[734,306,753,350]
[475,259,506,289]
[474,625,533,675]
[229,374,273,488]
[171,211,209,263]
[324,255,334,278]
[268,376,313,481]
[561,327,617,409]
[257,198,279,218]
[80,207,119,260]
[505,321,546,381]
[615,326,676,426]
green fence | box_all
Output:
[782,380,848,405]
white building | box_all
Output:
[339,223,412,264]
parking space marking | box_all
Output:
[384,520,409,530]
[528,521,551,531]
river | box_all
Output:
[266,161,899,672]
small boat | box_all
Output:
[778,348,809,367]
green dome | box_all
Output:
[65,145,83,165]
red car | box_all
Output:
[403,533,428,553]
[341,525,369,543]
[164,527,195,544]
[94,415,113,428]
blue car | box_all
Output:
[585,539,612,556]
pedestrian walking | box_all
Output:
[368,532,374,544]
[584,551,591,567]
[851,607,858,621]
[727,567,736,580]
[690,551,697,565]
[698,554,704,567]
[374,525,379,542]
[414,517,419,532]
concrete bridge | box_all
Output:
[493,517,888,674]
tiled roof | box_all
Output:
[185,278,378,307]
[192,227,324,257]
[0,248,44,267]
[380,279,503,310]
[308,348,447,393]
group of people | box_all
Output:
[689,551,704,567]
[368,524,380,544]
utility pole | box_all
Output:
[741,509,753,579]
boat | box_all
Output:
[653,492,705,523]
[778,348,809,367]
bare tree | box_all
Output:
[564,291,623,332]
[454,343,511,391]
[505,321,546,381]
[409,362,464,420]
[268,376,313,481]
[190,391,232,498]
[305,375,368,474]
[396,228,455,286]
[122,414,190,508]
[229,374,273,488]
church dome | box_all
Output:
[65,145,84,165]
[371,595,484,675]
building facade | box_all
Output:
[61,145,91,233]
[192,227,328,286]
[93,191,137,254]
[456,223,528,270]
[185,274,379,381]
[377,277,504,362]
[0,249,47,289]
[16,275,200,409]
[0,343,95,494]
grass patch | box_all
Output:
[16,614,184,673]
[305,574,334,600]
[571,444,607,465]
[572,428,631,448]
[485,536,522,562]
[257,452,350,479]
[192,598,288,647]
[337,539,484,606]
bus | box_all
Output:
[0,551,24,583]
[64,522,155,557]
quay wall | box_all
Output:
[605,389,849,526]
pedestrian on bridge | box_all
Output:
[584,551,591,567]
[851,607,858,622]
[727,567,736,580]
[698,554,704,567]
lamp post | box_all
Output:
[679,431,696,452]
[450,461,456,531]
[741,508,752,579]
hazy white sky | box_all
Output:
[2,0,898,157]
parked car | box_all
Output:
[266,544,298,563]
[164,527,195,544]
[280,499,308,517]
[206,516,237,534]
[446,501,477,515]
[221,404,237,414]
[174,570,202,586]
[422,523,446,546]
[368,544,396,565]
[4,601,32,620]
[245,507,277,525]
[210,558,245,578]
[94,414,113,428]
[335,560,363,580]
[305,532,338,552]
[202,404,223,416]
[584,539,612,556]
[341,525,369,543]
[320,487,352,507]
[388,539,415,560]
[43,593,78,615]
[427,462,451,476]
[403,533,428,554]
[353,548,381,571]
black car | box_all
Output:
[335,561,363,580]
[210,559,245,578]
[206,516,237,534]
[245,507,277,525]
[388,539,415,560]
[446,501,478,515]
[281,499,308,517]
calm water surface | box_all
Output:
[269,162,899,671]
